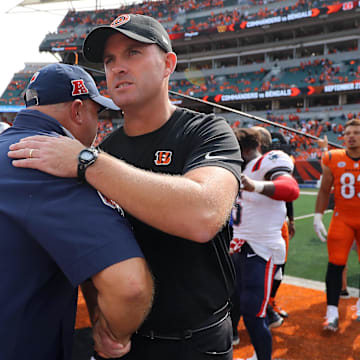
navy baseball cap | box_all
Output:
[24,63,119,110]
[83,14,172,63]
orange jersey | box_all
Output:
[322,149,360,211]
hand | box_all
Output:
[93,315,131,358]
[288,221,295,239]
[240,174,256,192]
[317,135,328,150]
[313,213,327,242]
[8,135,84,178]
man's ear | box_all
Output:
[164,52,177,78]
[71,99,84,125]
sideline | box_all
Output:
[294,209,332,221]
[283,275,358,297]
[299,191,318,195]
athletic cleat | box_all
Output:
[267,303,284,329]
[269,297,288,318]
[323,305,339,332]
[340,289,350,299]
[323,317,339,332]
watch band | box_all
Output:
[77,147,99,182]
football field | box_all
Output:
[286,189,359,288]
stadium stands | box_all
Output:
[1,0,360,163]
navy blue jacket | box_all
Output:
[0,109,143,360]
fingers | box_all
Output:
[93,319,130,358]
[319,233,327,242]
[10,158,42,169]
[94,338,130,358]
[8,146,43,169]
[9,140,47,159]
[8,147,42,170]
[315,227,327,242]
[8,148,39,160]
[19,135,59,142]
[9,135,59,151]
[240,174,254,191]
[94,343,125,358]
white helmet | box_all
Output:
[0,122,10,134]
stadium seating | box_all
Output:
[1,0,360,161]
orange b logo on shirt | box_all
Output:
[154,151,172,165]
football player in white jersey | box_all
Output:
[230,128,299,360]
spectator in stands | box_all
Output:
[0,63,154,359]
[9,14,242,360]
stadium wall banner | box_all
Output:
[51,46,80,52]
[294,160,322,184]
[201,81,360,104]
[0,105,25,113]
[168,1,359,41]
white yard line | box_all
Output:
[283,275,359,297]
[299,191,318,195]
[294,209,333,221]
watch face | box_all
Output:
[81,150,95,162]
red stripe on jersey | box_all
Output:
[252,154,266,172]
[256,258,275,318]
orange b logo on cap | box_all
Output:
[111,14,131,28]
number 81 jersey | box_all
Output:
[322,149,360,211]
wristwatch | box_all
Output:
[77,147,99,182]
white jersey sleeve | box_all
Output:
[250,150,294,181]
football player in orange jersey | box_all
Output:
[314,119,360,332]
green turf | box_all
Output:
[286,191,359,288]
[293,190,317,217]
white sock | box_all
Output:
[326,305,339,320]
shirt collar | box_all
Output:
[13,109,75,139]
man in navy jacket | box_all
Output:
[0,63,153,359]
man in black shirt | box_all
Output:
[8,14,242,360]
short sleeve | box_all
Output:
[262,151,294,179]
[322,150,331,167]
[183,115,242,182]
[27,178,143,287]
